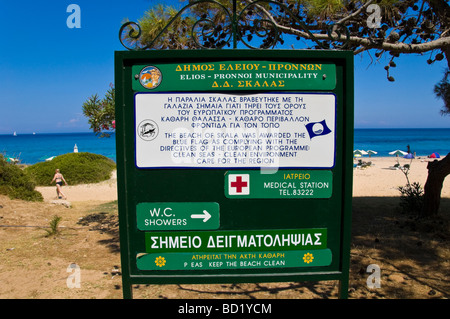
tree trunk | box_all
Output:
[421,153,450,217]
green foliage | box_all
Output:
[82,84,115,138]
[395,159,413,186]
[86,1,448,136]
[24,152,116,186]
[0,155,43,202]
[299,0,346,17]
[434,68,450,116]
[396,158,424,214]
[398,182,424,214]
[45,215,63,237]
[136,4,194,49]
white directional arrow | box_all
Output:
[190,210,211,222]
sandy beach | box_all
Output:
[1,156,449,299]
[36,170,119,202]
[352,156,450,198]
[35,156,449,202]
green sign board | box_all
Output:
[136,202,220,231]
[225,170,333,198]
[137,249,332,271]
[144,228,327,253]
[115,50,353,299]
[132,61,336,92]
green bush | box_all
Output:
[0,155,43,201]
[398,182,424,214]
[45,215,63,237]
[25,152,116,186]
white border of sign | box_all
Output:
[134,92,336,169]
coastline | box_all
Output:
[1,156,449,299]
[34,156,449,203]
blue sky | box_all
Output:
[0,0,448,134]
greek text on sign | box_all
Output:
[144,228,327,253]
[136,249,332,271]
[132,61,336,92]
[135,93,336,169]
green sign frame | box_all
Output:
[131,61,337,92]
[115,49,353,299]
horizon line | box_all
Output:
[2,127,450,135]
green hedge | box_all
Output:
[0,155,43,201]
[25,152,116,186]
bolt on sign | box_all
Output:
[115,50,354,299]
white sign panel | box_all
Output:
[135,93,335,169]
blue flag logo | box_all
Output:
[305,120,332,139]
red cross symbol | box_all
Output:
[228,174,250,195]
[231,176,247,193]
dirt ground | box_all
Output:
[0,193,448,299]
[1,157,449,299]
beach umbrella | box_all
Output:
[6,157,19,164]
[366,150,377,157]
[353,150,368,156]
[429,152,440,158]
[403,153,414,159]
[389,150,407,157]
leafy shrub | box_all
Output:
[0,155,43,201]
[45,215,63,237]
[398,182,424,214]
[25,152,116,186]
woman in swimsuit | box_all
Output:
[50,169,68,199]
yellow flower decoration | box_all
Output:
[155,256,166,267]
[303,252,314,264]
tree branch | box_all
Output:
[336,0,375,25]
[348,35,450,54]
[250,0,449,54]
[276,20,450,54]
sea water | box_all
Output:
[0,132,116,165]
[353,128,450,158]
[0,129,449,165]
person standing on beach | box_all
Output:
[50,169,68,199]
